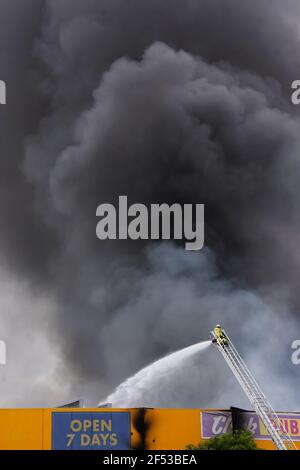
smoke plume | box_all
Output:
[0,0,300,408]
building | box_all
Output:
[0,407,299,450]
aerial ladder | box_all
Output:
[210,325,297,451]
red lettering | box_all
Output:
[290,420,299,435]
[280,419,289,433]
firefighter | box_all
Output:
[213,324,228,346]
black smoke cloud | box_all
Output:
[0,0,300,407]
